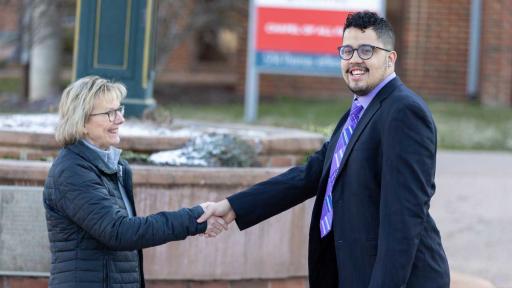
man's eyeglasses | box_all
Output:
[337,44,392,60]
[89,105,125,122]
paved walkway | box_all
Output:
[433,151,512,288]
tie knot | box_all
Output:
[350,99,364,119]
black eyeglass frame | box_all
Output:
[89,105,125,122]
[337,44,392,60]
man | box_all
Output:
[199,11,449,288]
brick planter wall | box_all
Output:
[0,160,310,282]
[0,157,499,287]
[0,275,310,288]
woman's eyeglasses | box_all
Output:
[89,105,125,122]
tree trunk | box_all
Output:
[29,0,61,102]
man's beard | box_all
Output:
[348,83,374,96]
[345,64,374,96]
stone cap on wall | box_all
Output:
[0,159,285,187]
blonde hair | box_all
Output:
[55,76,127,146]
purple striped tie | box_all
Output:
[320,99,364,237]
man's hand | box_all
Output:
[198,199,236,231]
[199,202,229,238]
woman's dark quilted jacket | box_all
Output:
[43,141,206,287]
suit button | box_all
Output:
[337,240,343,244]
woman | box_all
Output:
[43,76,225,287]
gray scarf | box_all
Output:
[81,139,122,170]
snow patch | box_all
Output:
[0,113,199,137]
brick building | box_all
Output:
[165,0,512,106]
[0,1,511,106]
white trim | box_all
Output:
[256,0,385,14]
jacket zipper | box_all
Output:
[104,256,110,288]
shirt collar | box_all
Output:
[354,72,396,109]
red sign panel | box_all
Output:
[256,7,351,55]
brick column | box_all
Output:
[479,0,512,106]
[235,16,248,97]
[399,0,470,101]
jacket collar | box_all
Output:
[67,140,119,174]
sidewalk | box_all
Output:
[433,150,512,288]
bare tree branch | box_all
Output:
[155,0,248,72]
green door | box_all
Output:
[73,0,158,117]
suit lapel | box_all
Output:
[324,77,403,184]
[320,111,349,182]
[320,102,379,185]
[335,99,381,173]
[337,77,402,175]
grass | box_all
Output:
[430,101,512,151]
[164,97,512,151]
[2,73,512,151]
[0,78,21,93]
[163,97,351,136]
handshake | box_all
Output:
[198,199,236,238]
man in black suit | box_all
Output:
[199,11,450,288]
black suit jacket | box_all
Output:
[228,77,450,288]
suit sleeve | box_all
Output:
[54,164,206,251]
[369,101,437,287]
[228,140,329,230]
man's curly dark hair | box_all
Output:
[343,11,395,50]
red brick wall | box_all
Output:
[2,1,508,105]
[399,0,471,101]
[0,4,19,31]
[234,20,248,96]
[0,276,48,288]
[479,0,512,106]
[162,1,512,105]
[258,74,348,99]
[166,39,195,73]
